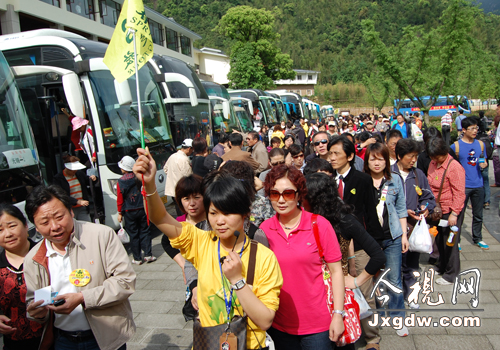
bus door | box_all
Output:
[11,66,84,184]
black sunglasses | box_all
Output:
[271,160,286,166]
[313,139,329,146]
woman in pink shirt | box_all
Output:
[260,165,345,349]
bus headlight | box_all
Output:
[108,179,119,196]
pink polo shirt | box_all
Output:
[260,209,342,335]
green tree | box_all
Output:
[215,6,295,89]
[364,70,391,113]
[362,0,478,123]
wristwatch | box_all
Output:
[230,278,247,291]
[332,309,347,317]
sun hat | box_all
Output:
[64,161,86,171]
[118,156,135,172]
[71,117,89,131]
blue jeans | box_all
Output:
[54,331,126,350]
[462,187,485,243]
[482,165,490,205]
[381,236,405,319]
[267,327,340,350]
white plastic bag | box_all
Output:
[353,287,372,320]
[411,123,423,142]
[117,223,130,244]
[409,215,433,253]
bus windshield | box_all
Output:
[260,98,277,124]
[0,51,41,204]
[210,98,240,134]
[88,68,175,171]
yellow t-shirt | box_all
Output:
[302,123,309,137]
[171,222,283,349]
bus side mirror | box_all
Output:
[62,73,85,119]
[114,80,133,105]
[162,73,199,107]
[189,88,198,107]
[248,101,253,115]
[222,101,230,120]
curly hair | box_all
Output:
[264,164,307,205]
[304,173,352,232]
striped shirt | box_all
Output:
[64,173,83,207]
[427,154,465,215]
[441,113,452,126]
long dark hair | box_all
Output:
[304,173,352,232]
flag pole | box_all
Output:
[130,28,145,149]
[130,27,150,224]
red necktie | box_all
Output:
[338,175,344,200]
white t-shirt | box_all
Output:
[45,239,90,332]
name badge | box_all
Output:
[381,188,388,202]
[69,269,91,287]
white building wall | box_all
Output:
[0,0,199,65]
[202,55,229,85]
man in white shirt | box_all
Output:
[164,139,193,215]
[25,185,135,350]
[441,111,453,145]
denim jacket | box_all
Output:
[383,174,408,240]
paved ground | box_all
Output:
[2,171,500,350]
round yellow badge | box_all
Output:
[69,269,91,287]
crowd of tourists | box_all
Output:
[0,105,498,350]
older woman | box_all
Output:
[392,138,437,308]
[426,137,466,285]
[364,143,409,337]
[261,165,344,349]
[0,204,43,350]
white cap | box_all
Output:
[118,156,135,172]
[182,139,193,148]
[64,161,86,171]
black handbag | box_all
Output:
[192,240,259,350]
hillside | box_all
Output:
[145,0,500,85]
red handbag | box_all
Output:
[311,214,362,346]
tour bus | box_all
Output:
[201,81,253,143]
[302,98,321,121]
[228,89,279,126]
[0,49,42,235]
[0,29,176,229]
[267,91,305,121]
[394,95,471,117]
[147,55,212,146]
[264,92,287,123]
[321,105,335,119]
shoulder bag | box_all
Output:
[193,240,260,350]
[429,159,453,223]
[311,214,362,347]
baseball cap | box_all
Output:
[383,118,390,122]
[64,161,86,171]
[118,156,135,172]
[365,120,374,124]
[182,139,193,148]
[71,117,89,130]
[328,121,336,127]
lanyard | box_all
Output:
[218,236,246,324]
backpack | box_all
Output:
[453,140,487,160]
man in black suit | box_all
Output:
[328,135,383,349]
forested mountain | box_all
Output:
[480,0,500,14]
[146,0,500,85]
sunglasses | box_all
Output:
[271,160,285,166]
[313,139,329,146]
[269,189,298,201]
[292,153,304,159]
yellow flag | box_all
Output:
[103,0,154,83]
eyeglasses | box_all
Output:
[271,160,285,166]
[292,153,304,159]
[466,127,479,131]
[313,139,329,146]
[269,189,298,201]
